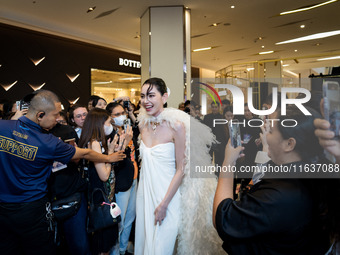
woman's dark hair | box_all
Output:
[277,105,323,163]
[106,102,124,115]
[2,100,15,119]
[92,97,107,108]
[278,105,340,242]
[223,105,233,116]
[68,104,87,127]
[78,108,110,153]
[143,77,167,96]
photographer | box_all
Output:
[0,90,126,255]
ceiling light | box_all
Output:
[119,77,141,80]
[193,47,212,52]
[259,50,274,55]
[247,67,255,71]
[93,81,113,84]
[280,0,338,15]
[231,6,235,8]
[87,6,96,13]
[300,24,305,28]
[212,23,218,27]
[276,30,340,45]
[317,56,340,61]
[282,64,290,67]
[295,49,298,52]
[284,70,299,78]
[261,45,265,48]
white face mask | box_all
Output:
[113,115,127,127]
[104,124,113,136]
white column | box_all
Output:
[140,6,191,107]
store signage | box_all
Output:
[119,58,141,68]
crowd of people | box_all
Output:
[1,78,340,255]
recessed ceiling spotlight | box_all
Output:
[280,0,338,15]
[213,23,218,27]
[87,6,96,13]
[259,50,274,55]
[231,6,235,8]
[300,24,305,28]
[276,30,340,44]
[259,37,263,40]
[193,47,212,52]
[317,56,340,61]
[261,45,265,48]
[295,49,298,52]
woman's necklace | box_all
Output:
[151,121,161,134]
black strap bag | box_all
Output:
[51,192,82,222]
[87,188,121,233]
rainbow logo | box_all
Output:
[197,82,222,105]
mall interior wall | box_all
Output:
[0,23,141,108]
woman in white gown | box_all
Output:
[135,78,225,255]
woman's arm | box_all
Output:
[90,140,113,182]
[213,140,244,228]
[154,122,186,226]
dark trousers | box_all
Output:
[0,196,56,255]
[62,193,91,255]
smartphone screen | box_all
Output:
[229,120,242,148]
[124,118,131,133]
[323,81,340,138]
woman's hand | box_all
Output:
[10,109,28,120]
[223,139,244,166]
[154,202,167,226]
[108,134,119,153]
[314,118,340,161]
[122,126,133,146]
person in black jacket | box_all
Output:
[203,102,228,168]
[213,106,335,255]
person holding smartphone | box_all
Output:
[213,105,336,255]
[106,102,135,255]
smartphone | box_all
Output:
[124,118,131,133]
[123,101,130,109]
[323,81,340,138]
[229,120,242,148]
[16,100,29,111]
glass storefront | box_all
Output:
[91,69,141,106]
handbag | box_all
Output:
[87,188,121,233]
[51,192,82,221]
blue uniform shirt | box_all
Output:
[0,116,76,203]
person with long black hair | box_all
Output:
[78,108,126,255]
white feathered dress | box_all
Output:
[136,107,225,255]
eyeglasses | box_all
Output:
[74,112,88,119]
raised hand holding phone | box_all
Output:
[323,81,340,138]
